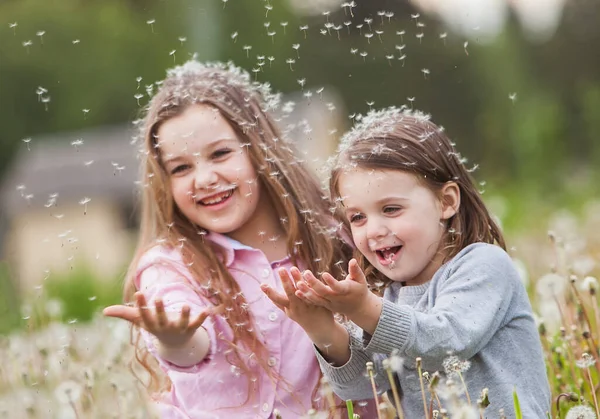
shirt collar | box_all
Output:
[206,232,254,267]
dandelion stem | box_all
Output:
[366,362,383,419]
[383,362,404,419]
[457,371,472,406]
[586,368,600,417]
[417,358,430,419]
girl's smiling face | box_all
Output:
[338,168,459,286]
[158,104,273,243]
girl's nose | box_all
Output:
[366,218,390,241]
[194,166,219,190]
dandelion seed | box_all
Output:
[134,93,144,105]
[22,138,32,151]
[178,36,187,45]
[36,30,46,44]
[286,58,295,71]
[221,0,228,8]
[169,49,176,63]
[9,22,17,35]
[397,29,405,42]
[72,39,80,44]
[243,45,252,57]
[350,48,358,55]
[265,4,273,17]
[439,32,447,45]
[375,30,384,42]
[299,25,309,38]
[146,19,156,33]
[267,31,276,43]
[421,68,430,79]
[509,92,517,104]
[377,10,386,25]
[364,33,373,44]
[231,32,238,43]
[416,33,424,43]
[385,11,394,22]
[364,18,373,31]
[464,41,469,56]
[79,197,91,215]
[359,51,368,62]
[22,40,32,54]
[356,23,363,35]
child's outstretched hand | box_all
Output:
[261,267,335,337]
[295,259,382,331]
[103,292,217,348]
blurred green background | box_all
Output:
[1,0,599,332]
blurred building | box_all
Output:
[0,89,345,295]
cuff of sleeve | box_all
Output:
[364,300,413,355]
[314,332,372,384]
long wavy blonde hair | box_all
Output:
[124,60,352,404]
[328,107,505,291]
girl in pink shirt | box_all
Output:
[103,59,375,418]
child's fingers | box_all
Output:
[154,298,168,328]
[277,268,298,299]
[348,259,367,284]
[261,284,290,309]
[304,271,336,297]
[296,282,331,308]
[136,293,157,329]
[177,305,191,331]
[288,267,305,288]
[188,309,210,330]
[102,305,141,324]
[322,272,349,294]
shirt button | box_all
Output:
[262,268,271,278]
[268,357,276,367]
[262,403,269,412]
[268,312,277,321]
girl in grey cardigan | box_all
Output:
[262,108,551,418]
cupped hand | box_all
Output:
[295,258,375,318]
[261,266,335,336]
[103,292,218,348]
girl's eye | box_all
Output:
[170,164,190,175]
[212,148,232,159]
[349,213,364,223]
[383,206,401,214]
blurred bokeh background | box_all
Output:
[1,0,599,334]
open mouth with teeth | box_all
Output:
[376,246,402,266]
[197,189,234,206]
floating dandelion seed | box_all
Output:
[375,30,384,42]
[407,97,415,108]
[364,33,373,44]
[82,109,90,119]
[416,32,424,43]
[421,68,430,79]
[267,31,276,43]
[36,30,45,44]
[350,48,358,55]
[323,10,331,22]
[364,18,373,31]
[366,101,375,110]
[243,45,252,57]
[265,4,273,17]
[72,39,80,44]
[299,25,309,38]
[386,55,394,66]
[280,21,288,34]
[343,21,352,34]
[169,49,176,63]
[377,10,386,24]
[221,0,228,8]
[264,21,271,30]
[135,76,142,89]
[356,23,363,35]
[267,56,275,67]
[464,41,469,56]
[22,138,32,151]
[509,92,517,104]
[360,51,368,62]
[178,36,187,45]
[146,19,156,33]
[79,197,91,214]
[297,78,306,89]
[134,93,144,106]
[397,30,405,42]
[385,11,394,22]
[84,160,94,166]
[411,13,420,22]
[320,29,327,36]
[9,22,17,35]
[41,96,51,111]
[71,139,84,150]
[399,54,407,66]
[22,40,32,54]
[286,58,295,70]
[439,32,448,45]
[36,86,47,101]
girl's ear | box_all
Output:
[440,181,460,220]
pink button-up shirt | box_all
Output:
[135,233,366,419]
